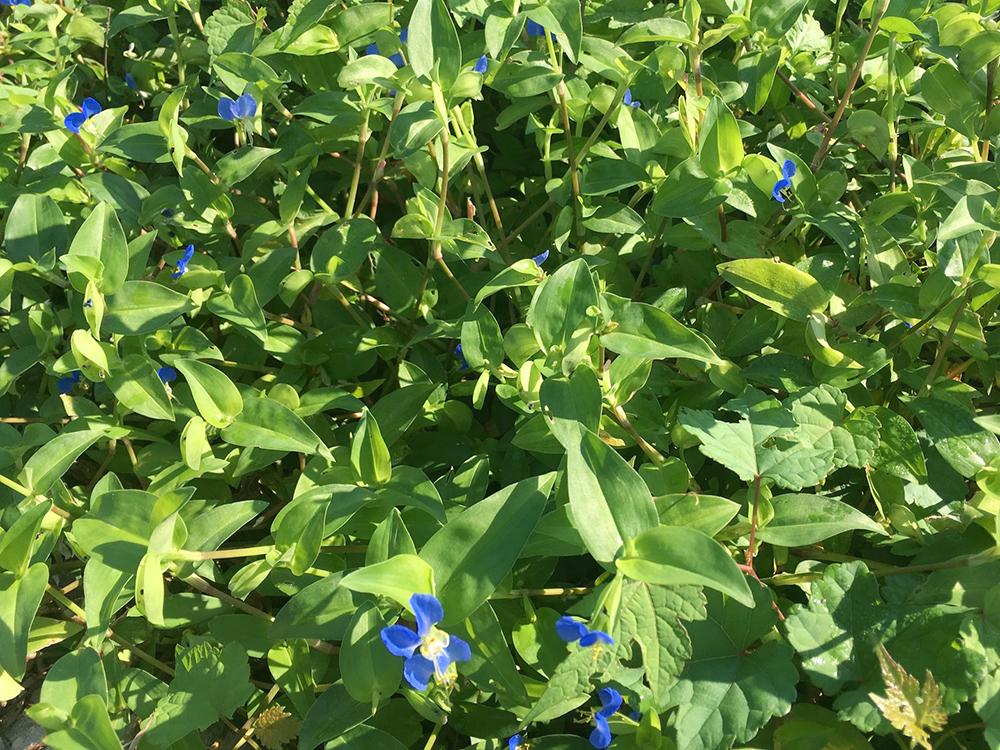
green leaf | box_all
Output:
[5,193,68,269]
[909,397,1000,478]
[173,358,243,429]
[718,258,831,322]
[409,0,462,88]
[20,428,107,496]
[40,648,108,715]
[667,582,797,749]
[756,494,886,546]
[959,30,1000,78]
[42,695,122,750]
[420,473,554,626]
[522,635,617,724]
[311,217,378,281]
[206,275,268,342]
[656,493,740,537]
[0,563,49,680]
[351,407,392,486]
[221,397,325,455]
[699,96,743,176]
[216,147,279,185]
[268,640,315,718]
[680,388,831,488]
[0,501,51,577]
[340,601,402,703]
[616,526,754,607]
[616,581,707,704]
[340,554,434,609]
[847,110,890,161]
[784,561,883,694]
[580,159,649,195]
[457,603,531,709]
[67,202,128,294]
[600,293,724,365]
[103,281,196,335]
[105,355,174,421]
[298,681,374,750]
[786,385,879,470]
[526,259,599,376]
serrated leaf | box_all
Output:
[784,561,885,694]
[615,581,706,704]
[522,637,617,724]
[255,705,301,750]
[870,644,946,750]
[667,581,797,749]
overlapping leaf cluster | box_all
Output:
[2,0,1000,749]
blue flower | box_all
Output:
[1,0,31,7]
[772,159,796,203]
[388,51,405,67]
[83,299,93,307]
[474,55,489,74]
[526,19,556,40]
[399,27,408,43]
[590,688,623,749]
[366,42,379,56]
[509,735,525,750]
[368,29,407,68]
[125,73,137,91]
[380,593,472,690]
[172,244,195,279]
[455,344,470,371]
[531,249,549,266]
[218,94,257,123]
[158,366,177,383]
[57,370,82,394]
[64,97,101,134]
[556,615,614,647]
[623,88,641,108]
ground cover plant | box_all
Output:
[3,0,1000,748]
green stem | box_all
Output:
[422,722,444,750]
[166,11,186,85]
[811,0,889,171]
[919,289,970,395]
[345,107,371,218]
[0,473,31,498]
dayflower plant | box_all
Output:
[1,0,31,8]
[556,615,614,646]
[455,344,470,371]
[172,244,195,279]
[623,89,641,108]
[57,370,82,395]
[772,159,796,203]
[508,734,527,750]
[64,98,101,134]
[473,55,488,74]
[526,19,556,40]
[531,249,549,266]
[157,366,177,384]
[380,593,471,690]
[590,688,622,749]
[367,29,407,68]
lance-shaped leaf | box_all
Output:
[756,494,887,547]
[351,408,392,486]
[222,397,327,457]
[600,293,724,366]
[719,258,830,322]
[19,428,108,496]
[0,563,49,680]
[909,397,1000,478]
[174,358,243,429]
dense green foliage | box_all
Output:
[3,0,1000,748]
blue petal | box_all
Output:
[83,299,92,307]
[580,629,614,647]
[81,97,101,119]
[64,112,86,133]
[445,634,471,664]
[125,73,137,91]
[409,593,443,636]
[559,618,590,642]
[389,52,405,68]
[399,27,408,43]
[772,178,790,202]
[381,624,421,657]
[590,714,612,749]
[509,736,523,750]
[218,97,238,121]
[403,653,435,690]
[366,43,380,56]
[624,88,633,106]
[57,377,76,394]
[454,344,463,356]
[236,93,257,119]
[474,55,488,74]
[556,616,588,642]
[598,687,623,717]
[526,19,545,37]
[531,249,549,265]
[157,366,177,383]
[782,158,796,179]
[180,244,195,264]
